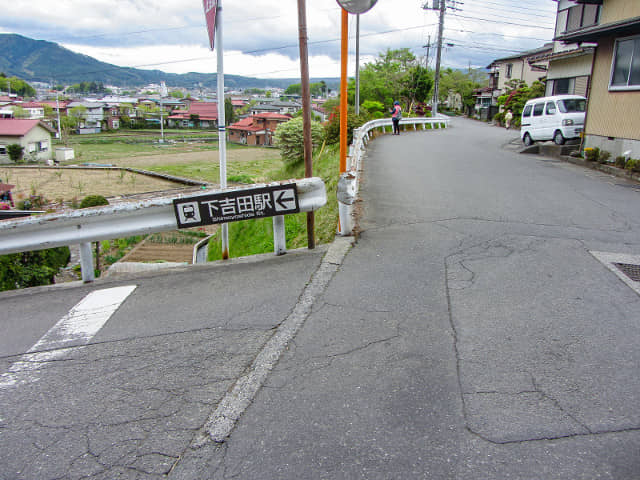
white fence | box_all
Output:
[0,177,327,282]
[338,115,450,235]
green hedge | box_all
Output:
[0,247,71,291]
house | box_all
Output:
[167,101,218,128]
[228,113,291,146]
[556,0,640,157]
[487,44,553,95]
[543,0,600,96]
[67,101,105,133]
[0,119,55,162]
[9,101,45,119]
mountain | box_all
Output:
[0,34,338,91]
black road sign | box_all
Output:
[173,184,300,229]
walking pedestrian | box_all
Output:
[504,109,513,130]
[391,101,402,135]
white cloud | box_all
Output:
[2,0,558,78]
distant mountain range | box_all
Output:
[0,34,338,91]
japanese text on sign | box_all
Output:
[173,184,299,229]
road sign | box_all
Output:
[173,184,300,229]
[203,0,218,50]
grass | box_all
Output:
[207,144,340,260]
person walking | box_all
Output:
[391,101,402,135]
[504,109,513,130]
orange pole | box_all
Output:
[339,8,348,174]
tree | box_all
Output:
[224,97,237,126]
[350,48,427,112]
[7,144,23,162]
[438,68,484,112]
[274,117,324,169]
[0,247,70,291]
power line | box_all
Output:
[448,13,554,30]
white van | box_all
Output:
[520,95,586,146]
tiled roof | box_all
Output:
[253,112,292,121]
[0,119,55,136]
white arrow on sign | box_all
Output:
[274,189,297,212]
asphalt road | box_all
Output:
[2,116,640,479]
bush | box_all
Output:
[615,156,628,168]
[0,247,71,291]
[598,150,611,164]
[626,159,640,173]
[324,108,367,146]
[79,195,109,208]
[7,144,24,162]
[274,117,324,169]
[584,147,600,162]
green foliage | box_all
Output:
[79,195,109,208]
[324,107,367,146]
[67,81,107,94]
[7,144,23,162]
[615,156,628,168]
[0,75,35,97]
[353,48,424,111]
[224,97,237,126]
[496,80,546,127]
[625,159,640,173]
[0,247,70,291]
[207,144,340,261]
[285,82,326,97]
[274,117,324,168]
[584,147,600,162]
[438,68,484,110]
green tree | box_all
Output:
[7,144,23,162]
[274,117,324,169]
[0,248,71,291]
[351,48,425,111]
[438,68,484,112]
[224,97,237,125]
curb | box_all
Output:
[192,235,355,447]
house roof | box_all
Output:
[487,44,554,68]
[228,117,263,132]
[253,112,292,121]
[556,16,640,43]
[0,119,55,136]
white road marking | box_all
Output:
[0,285,137,389]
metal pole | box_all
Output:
[216,0,229,259]
[355,14,360,116]
[339,9,349,174]
[433,0,446,116]
[160,97,164,143]
[56,90,62,140]
[79,242,95,283]
[297,0,315,249]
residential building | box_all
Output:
[67,101,105,133]
[167,101,218,128]
[487,44,553,96]
[478,43,553,119]
[228,113,291,146]
[556,0,640,157]
[0,119,55,162]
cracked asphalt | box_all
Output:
[3,116,640,478]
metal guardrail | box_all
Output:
[0,177,327,282]
[338,115,450,235]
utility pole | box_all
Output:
[355,14,361,116]
[297,0,315,249]
[423,35,432,68]
[432,0,446,116]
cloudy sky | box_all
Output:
[1,0,558,79]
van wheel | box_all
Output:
[553,130,565,145]
[523,133,533,147]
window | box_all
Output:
[522,105,532,117]
[557,99,586,113]
[564,4,600,33]
[611,36,640,90]
[553,78,574,95]
[0,145,6,155]
[506,64,513,79]
[533,103,545,116]
[545,102,557,115]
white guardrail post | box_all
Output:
[0,177,327,281]
[338,115,449,236]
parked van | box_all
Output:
[520,95,586,146]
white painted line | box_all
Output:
[590,251,640,297]
[0,285,137,389]
[28,285,137,352]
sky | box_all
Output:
[1,0,558,80]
